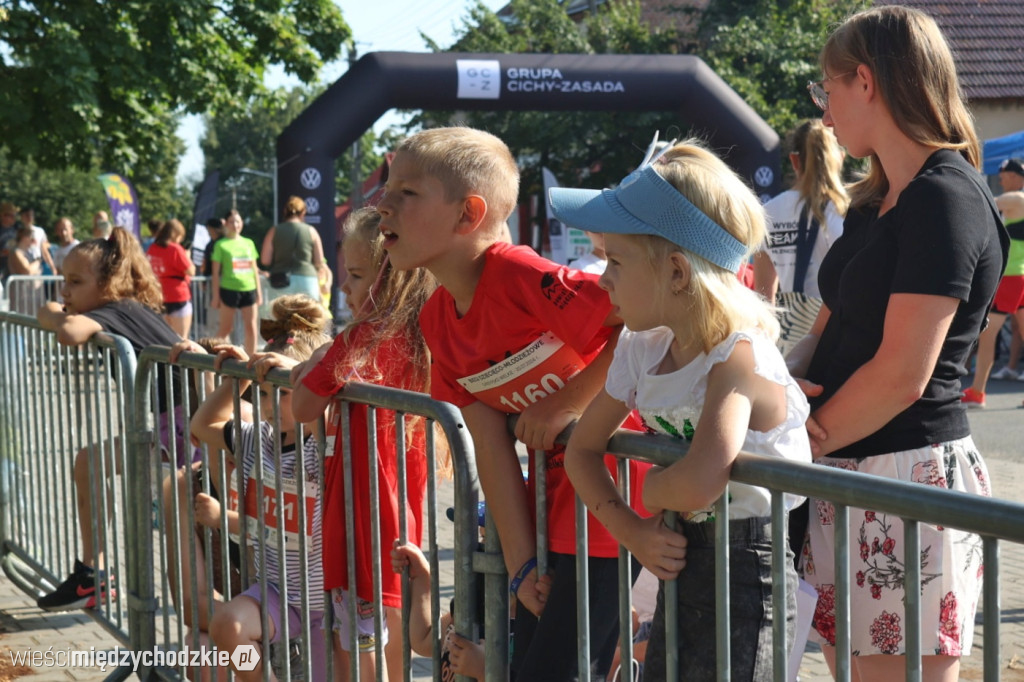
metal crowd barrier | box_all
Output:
[488,423,1024,682]
[0,311,139,678]
[3,303,1023,682]
[3,275,63,315]
[129,347,479,682]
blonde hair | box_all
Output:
[821,5,979,209]
[340,207,436,384]
[259,294,332,361]
[651,141,779,351]
[71,227,164,312]
[790,120,849,224]
[340,208,448,475]
[395,127,520,228]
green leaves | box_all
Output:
[0,0,350,175]
[699,0,869,134]
[418,0,682,202]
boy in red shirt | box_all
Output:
[378,127,665,680]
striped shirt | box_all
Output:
[227,420,323,610]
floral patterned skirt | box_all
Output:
[801,436,989,656]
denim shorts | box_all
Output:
[645,516,796,681]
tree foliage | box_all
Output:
[419,0,869,203]
[416,0,683,207]
[696,0,869,136]
[0,0,350,175]
[200,86,394,252]
[0,151,109,243]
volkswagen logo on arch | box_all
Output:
[300,168,322,190]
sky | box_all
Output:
[175,0,508,183]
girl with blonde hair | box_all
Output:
[291,207,438,681]
[555,137,813,680]
[754,119,849,356]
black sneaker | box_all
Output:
[36,559,115,611]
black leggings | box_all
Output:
[512,551,640,681]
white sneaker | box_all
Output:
[991,366,1020,380]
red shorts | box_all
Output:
[992,275,1024,314]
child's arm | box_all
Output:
[642,341,765,513]
[391,540,435,657]
[461,401,546,617]
[289,342,334,423]
[37,301,103,346]
[566,389,688,580]
[514,324,622,452]
[190,345,251,460]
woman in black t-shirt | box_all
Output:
[792,7,1008,681]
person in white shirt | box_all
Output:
[19,207,56,275]
[753,120,849,355]
[51,217,79,274]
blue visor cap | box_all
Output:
[548,165,748,273]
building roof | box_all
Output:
[879,0,1024,100]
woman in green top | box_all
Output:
[260,196,327,309]
[211,209,262,354]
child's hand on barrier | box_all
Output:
[515,391,579,451]
[194,492,222,528]
[211,344,248,370]
[625,514,687,581]
[447,629,485,679]
[169,339,208,363]
[248,351,297,384]
[512,566,548,618]
[391,539,430,581]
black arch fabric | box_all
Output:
[276,51,782,276]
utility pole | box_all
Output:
[349,42,363,210]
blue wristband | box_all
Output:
[509,556,538,597]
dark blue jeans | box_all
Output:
[645,516,796,681]
[511,552,641,681]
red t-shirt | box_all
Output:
[146,242,192,303]
[420,242,648,558]
[302,322,428,606]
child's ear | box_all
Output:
[456,195,487,234]
[668,251,691,294]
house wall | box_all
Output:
[973,100,1024,143]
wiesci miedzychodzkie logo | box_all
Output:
[540,271,584,309]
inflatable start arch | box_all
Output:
[276,52,782,274]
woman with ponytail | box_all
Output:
[754,119,849,356]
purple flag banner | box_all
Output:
[97,173,141,239]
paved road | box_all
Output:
[963,373,1024,462]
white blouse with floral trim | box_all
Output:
[606,326,812,522]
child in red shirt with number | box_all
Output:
[291,207,437,682]
[377,126,657,681]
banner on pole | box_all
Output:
[97,173,141,239]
